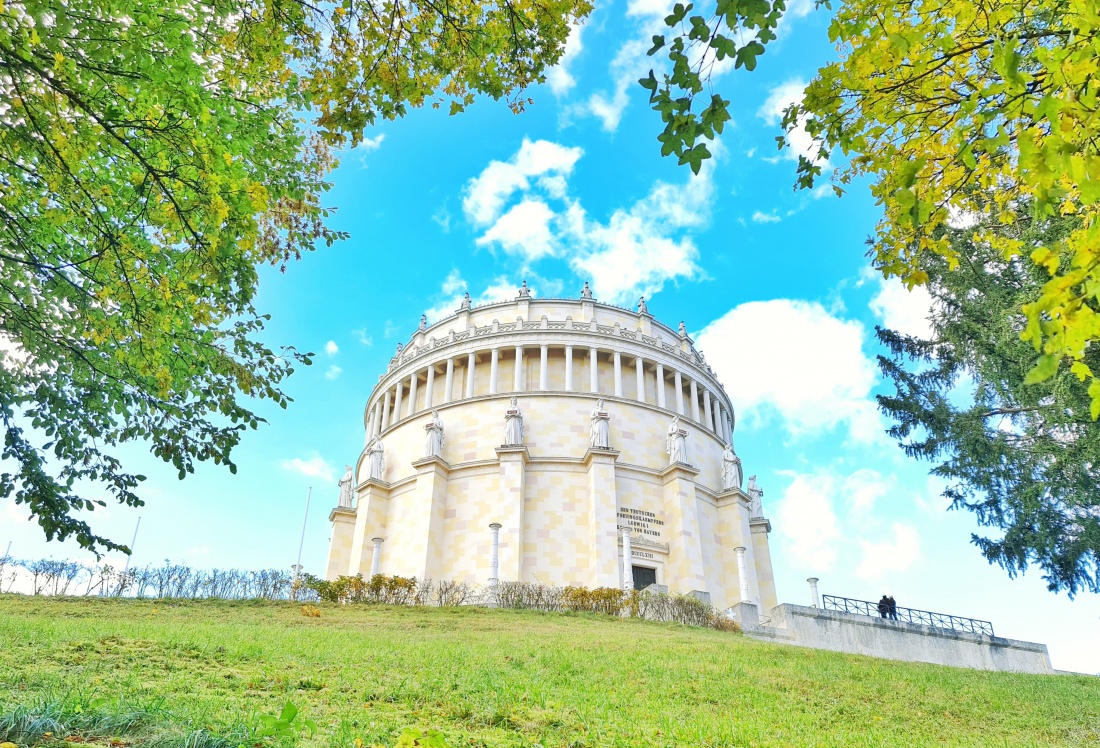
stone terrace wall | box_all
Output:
[741,603,1053,674]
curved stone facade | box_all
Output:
[325,286,778,611]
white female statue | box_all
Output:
[721,443,743,491]
[504,396,524,446]
[746,475,764,518]
[666,415,687,465]
[589,399,610,449]
[366,437,385,480]
[337,464,354,508]
[425,410,445,458]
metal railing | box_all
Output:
[821,595,994,636]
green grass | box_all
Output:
[0,596,1097,748]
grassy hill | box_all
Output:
[0,596,1097,748]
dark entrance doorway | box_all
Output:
[632,566,657,591]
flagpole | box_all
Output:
[295,487,312,583]
[122,516,141,574]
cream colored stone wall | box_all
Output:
[334,295,775,611]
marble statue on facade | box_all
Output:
[518,280,531,298]
[746,475,764,518]
[666,415,688,465]
[418,314,427,331]
[504,396,524,446]
[678,321,687,338]
[366,437,385,481]
[460,292,471,310]
[589,399,610,449]
[337,464,354,508]
[581,282,594,299]
[638,296,648,314]
[721,443,742,491]
[424,410,445,458]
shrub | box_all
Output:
[300,605,321,618]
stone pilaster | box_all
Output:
[495,445,529,582]
[716,487,761,608]
[326,507,356,580]
[346,479,391,577]
[751,516,778,612]
[584,447,620,588]
[660,462,707,594]
[406,456,451,579]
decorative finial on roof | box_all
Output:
[518,280,531,298]
[581,281,594,300]
[638,296,648,314]
[460,292,471,310]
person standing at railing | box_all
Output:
[887,595,899,620]
[877,595,890,618]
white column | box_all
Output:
[489,523,502,587]
[674,371,684,415]
[514,345,524,391]
[368,402,379,439]
[565,346,574,391]
[407,372,419,417]
[425,366,435,409]
[466,353,476,399]
[721,405,731,443]
[613,351,623,397]
[589,348,599,393]
[539,345,548,390]
[656,363,666,408]
[620,526,634,591]
[381,391,391,430]
[635,357,645,403]
[807,577,820,608]
[703,389,713,432]
[689,379,700,422]
[489,348,499,394]
[735,546,751,603]
[393,382,403,425]
[444,358,454,404]
[370,538,383,577]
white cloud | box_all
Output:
[775,471,842,571]
[855,523,921,581]
[324,365,342,380]
[353,329,373,346]
[466,139,713,304]
[423,272,528,324]
[432,204,452,233]
[476,199,556,260]
[773,467,921,580]
[463,139,583,226]
[869,277,934,339]
[546,21,586,96]
[280,454,336,484]
[695,299,882,442]
[325,340,339,356]
[355,133,385,167]
[585,37,650,131]
[757,78,828,170]
[752,211,781,224]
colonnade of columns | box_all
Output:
[367,344,734,443]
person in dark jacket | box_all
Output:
[877,595,890,618]
[887,595,899,620]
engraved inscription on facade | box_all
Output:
[616,506,664,538]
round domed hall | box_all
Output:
[325,282,777,611]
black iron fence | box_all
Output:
[821,594,994,636]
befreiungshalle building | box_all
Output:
[325,282,778,611]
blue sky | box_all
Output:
[4,0,1099,672]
